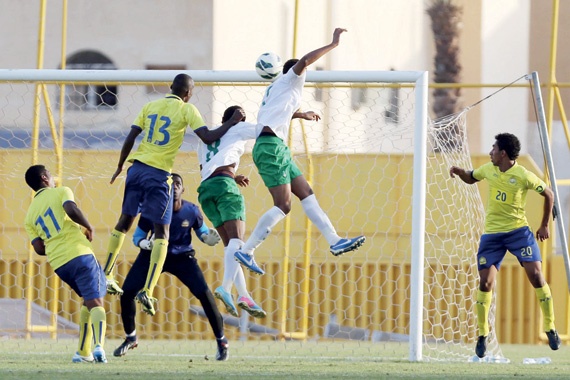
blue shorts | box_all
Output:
[122,160,173,224]
[55,254,107,301]
[477,226,541,271]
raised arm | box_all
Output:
[536,186,554,241]
[292,28,347,76]
[194,108,246,145]
[449,166,478,185]
[111,127,142,184]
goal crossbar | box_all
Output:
[0,69,426,84]
[0,68,429,361]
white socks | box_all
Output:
[241,206,286,254]
[301,194,340,245]
[241,196,340,255]
[223,238,250,298]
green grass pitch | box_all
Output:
[0,339,568,379]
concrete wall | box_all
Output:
[2,1,569,155]
[1,0,214,70]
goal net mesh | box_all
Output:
[0,72,501,361]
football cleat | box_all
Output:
[113,337,139,357]
[72,352,94,363]
[216,337,229,361]
[214,286,238,317]
[475,335,487,358]
[234,251,264,275]
[330,236,366,256]
[136,289,157,316]
[106,277,124,296]
[546,329,561,350]
[237,296,267,319]
[93,345,107,363]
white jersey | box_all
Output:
[198,121,258,181]
[256,69,307,140]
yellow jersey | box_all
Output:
[24,187,93,270]
[128,95,206,173]
[472,161,546,233]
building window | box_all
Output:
[62,50,118,110]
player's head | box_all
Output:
[25,165,54,191]
[493,133,521,161]
[170,73,194,102]
[172,173,184,201]
[222,105,246,123]
[283,59,299,74]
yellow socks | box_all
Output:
[103,229,125,277]
[77,306,92,356]
[90,306,107,347]
[143,238,168,294]
[476,289,492,337]
[535,284,556,331]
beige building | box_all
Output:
[2,1,569,152]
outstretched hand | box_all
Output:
[201,228,221,246]
[332,28,348,45]
[449,166,462,178]
[235,174,250,187]
[301,111,321,121]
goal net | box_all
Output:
[0,69,501,362]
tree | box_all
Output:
[427,0,463,151]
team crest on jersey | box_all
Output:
[182,220,190,228]
[509,178,516,184]
[479,256,487,266]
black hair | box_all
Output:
[170,73,192,97]
[25,165,47,191]
[222,105,245,123]
[172,173,183,185]
[495,133,521,160]
[283,59,299,74]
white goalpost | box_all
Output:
[529,71,570,290]
[0,69,498,362]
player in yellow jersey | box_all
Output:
[450,132,560,358]
[104,73,244,316]
[24,165,108,363]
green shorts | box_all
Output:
[197,176,245,228]
[252,135,302,188]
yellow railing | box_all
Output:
[0,257,549,344]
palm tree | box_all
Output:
[427,0,463,150]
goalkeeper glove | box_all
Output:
[200,228,221,246]
[138,233,154,250]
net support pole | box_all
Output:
[530,71,570,291]
[409,71,429,362]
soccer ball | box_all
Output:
[255,52,283,80]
